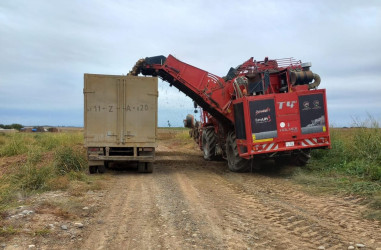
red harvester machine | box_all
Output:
[129,55,330,172]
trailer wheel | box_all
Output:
[89,166,98,174]
[202,128,217,161]
[293,149,311,166]
[138,162,153,173]
[146,163,153,173]
[104,161,110,168]
[226,131,250,172]
[98,164,106,174]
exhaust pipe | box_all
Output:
[308,73,321,89]
[290,71,321,89]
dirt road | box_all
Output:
[73,137,380,250]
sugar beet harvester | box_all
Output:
[129,55,330,172]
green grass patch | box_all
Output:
[0,226,19,237]
[175,130,192,141]
[12,164,53,192]
[0,132,84,157]
[0,132,100,212]
[33,228,51,236]
[293,117,381,220]
[0,133,29,156]
[306,126,381,183]
[54,146,87,175]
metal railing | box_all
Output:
[275,58,301,68]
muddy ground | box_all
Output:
[1,132,380,249]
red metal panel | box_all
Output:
[234,90,330,159]
[275,92,301,140]
[163,55,234,122]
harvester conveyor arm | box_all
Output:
[129,55,234,125]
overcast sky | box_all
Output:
[0,0,380,127]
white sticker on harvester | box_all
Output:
[286,141,294,147]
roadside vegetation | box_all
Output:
[294,117,381,220]
[0,132,101,212]
[0,128,188,214]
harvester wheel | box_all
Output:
[293,149,311,166]
[226,131,250,172]
[202,128,217,160]
[193,129,199,142]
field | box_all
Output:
[296,126,381,220]
[0,131,101,211]
[0,127,380,249]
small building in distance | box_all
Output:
[0,128,17,134]
[47,127,59,132]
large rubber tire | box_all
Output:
[293,149,311,166]
[138,162,153,173]
[89,166,98,174]
[104,161,110,169]
[98,164,106,174]
[226,131,250,172]
[193,129,199,142]
[202,128,217,161]
[145,163,153,173]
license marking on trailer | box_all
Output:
[286,141,294,147]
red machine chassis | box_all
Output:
[232,89,330,159]
[130,54,331,170]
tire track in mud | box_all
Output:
[153,148,260,249]
[77,140,379,250]
[181,159,381,249]
[158,150,312,248]
[149,166,224,249]
[182,168,319,249]
[176,170,285,249]
[222,173,381,249]
[81,174,167,250]
[112,175,165,250]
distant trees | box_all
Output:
[0,123,24,131]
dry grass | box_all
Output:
[47,175,70,190]
[35,200,75,220]
[0,132,105,212]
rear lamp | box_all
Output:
[89,147,101,152]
